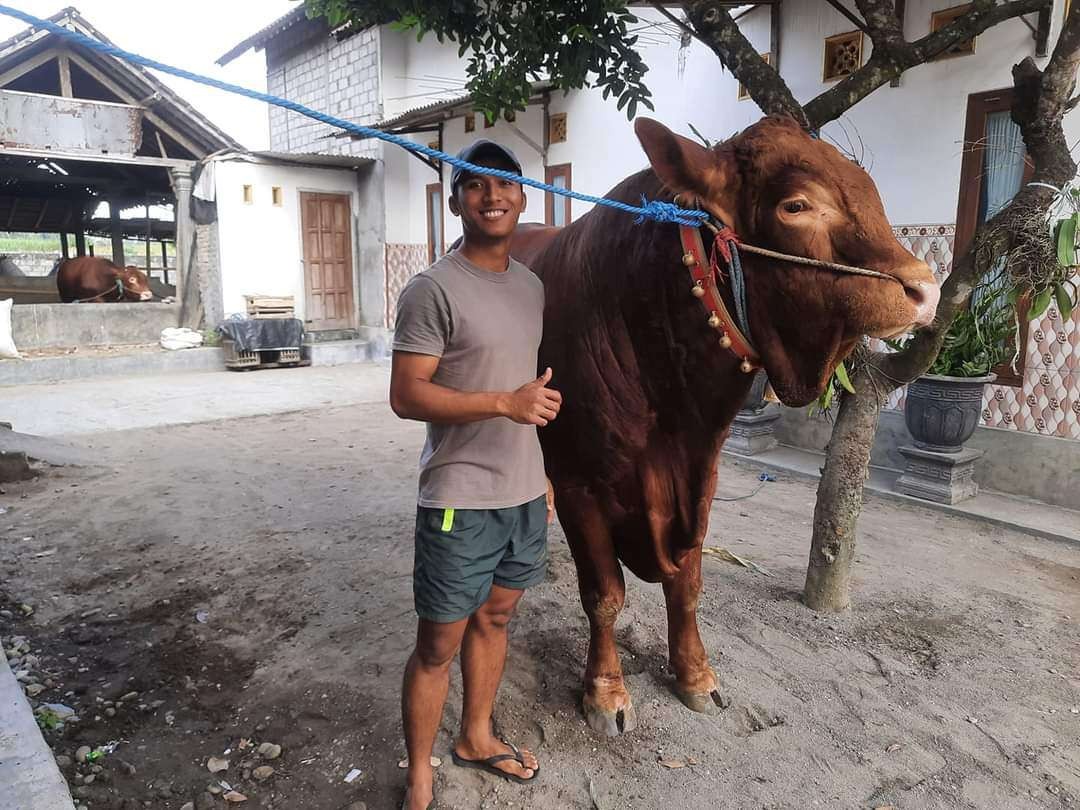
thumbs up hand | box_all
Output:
[503,368,563,426]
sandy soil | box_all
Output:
[1,403,1078,810]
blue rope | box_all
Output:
[728,242,752,341]
[0,5,709,228]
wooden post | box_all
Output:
[57,53,73,98]
[1036,3,1051,57]
[60,232,69,259]
[161,240,169,285]
[770,0,782,74]
[88,243,95,257]
[109,200,125,266]
[145,201,152,278]
[74,230,86,257]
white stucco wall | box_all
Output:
[213,159,362,322]
[380,27,471,121]
[384,130,435,246]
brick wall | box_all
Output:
[266,27,381,160]
[195,222,223,328]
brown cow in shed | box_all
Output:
[513,117,939,736]
[56,257,153,303]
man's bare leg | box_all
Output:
[402,617,468,810]
[454,585,538,778]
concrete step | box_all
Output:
[304,328,360,344]
[1,346,225,387]
[304,339,374,367]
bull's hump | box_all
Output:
[510,222,561,270]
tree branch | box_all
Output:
[680,0,809,126]
[852,0,906,49]
[805,0,1049,129]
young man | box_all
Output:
[390,140,562,810]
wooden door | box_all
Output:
[301,192,355,330]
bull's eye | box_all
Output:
[783,200,809,214]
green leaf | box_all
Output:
[1029,287,1054,322]
[1054,282,1075,320]
[1057,213,1077,267]
[834,361,856,394]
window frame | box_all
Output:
[955,88,1035,386]
[544,163,572,228]
[425,181,445,265]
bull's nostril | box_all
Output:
[905,280,940,326]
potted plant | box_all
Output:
[901,292,1007,453]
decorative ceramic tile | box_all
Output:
[882,223,1080,440]
[893,224,955,280]
[385,243,428,327]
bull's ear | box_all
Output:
[634,118,736,226]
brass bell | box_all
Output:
[718,333,732,349]
[682,252,698,267]
[691,283,705,298]
[740,359,755,373]
[707,313,721,328]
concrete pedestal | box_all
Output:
[896,444,983,505]
[726,405,780,455]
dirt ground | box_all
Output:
[2,402,1078,810]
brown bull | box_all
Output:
[512,117,939,736]
[56,257,153,303]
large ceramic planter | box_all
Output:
[741,369,770,413]
[904,373,995,453]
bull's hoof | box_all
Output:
[675,687,730,715]
[583,699,637,737]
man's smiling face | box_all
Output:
[450,167,526,241]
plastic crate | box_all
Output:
[222,339,259,369]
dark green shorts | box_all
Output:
[413,496,548,623]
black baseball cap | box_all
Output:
[450,139,522,194]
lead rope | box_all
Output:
[0,4,709,229]
[710,226,753,343]
[72,278,124,303]
[703,218,899,283]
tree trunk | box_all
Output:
[803,372,885,612]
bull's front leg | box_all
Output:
[662,445,729,714]
[558,486,638,737]
[662,549,729,713]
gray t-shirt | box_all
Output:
[393,250,547,510]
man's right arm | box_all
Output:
[390,353,561,426]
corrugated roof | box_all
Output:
[210,150,374,170]
[361,81,554,137]
[376,94,474,131]
[216,6,311,66]
[0,6,75,55]
[249,150,374,169]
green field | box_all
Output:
[0,232,174,257]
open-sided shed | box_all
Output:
[0,7,239,350]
